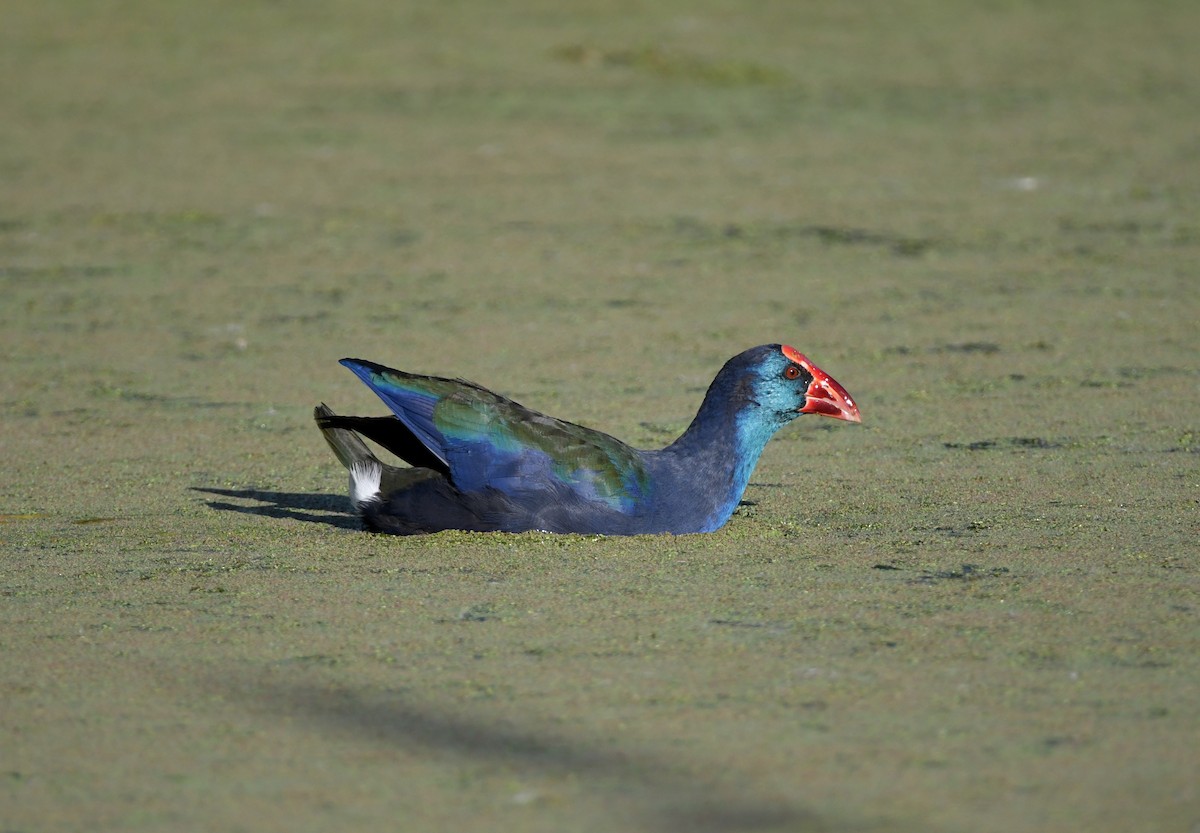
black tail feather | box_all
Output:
[315,408,449,477]
[314,404,443,518]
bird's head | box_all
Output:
[729,344,861,426]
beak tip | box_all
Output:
[795,354,860,424]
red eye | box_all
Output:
[783,364,801,380]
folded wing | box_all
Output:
[340,359,650,513]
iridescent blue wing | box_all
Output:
[340,359,649,512]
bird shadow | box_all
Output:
[216,674,841,833]
[192,486,360,530]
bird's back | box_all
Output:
[340,359,656,527]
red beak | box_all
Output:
[790,352,861,423]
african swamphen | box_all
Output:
[315,344,860,535]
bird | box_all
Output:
[314,344,860,535]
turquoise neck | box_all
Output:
[665,406,782,532]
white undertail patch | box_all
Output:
[349,460,383,508]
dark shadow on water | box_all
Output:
[192,487,360,530]
[219,677,851,833]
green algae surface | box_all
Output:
[2,2,1198,832]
